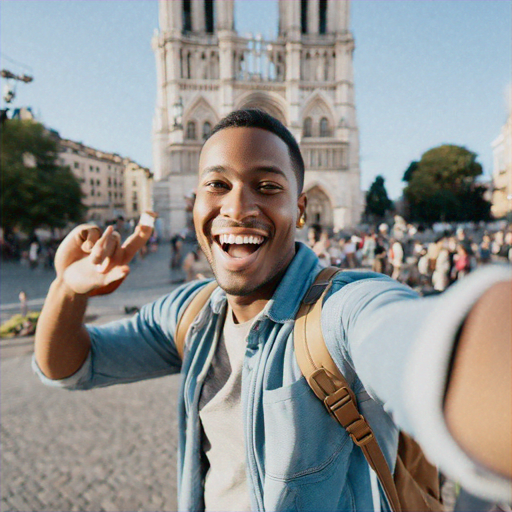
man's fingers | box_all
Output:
[95,231,122,274]
[121,225,153,263]
[90,226,121,267]
[104,265,130,285]
[87,266,130,297]
[77,225,102,253]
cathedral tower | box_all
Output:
[152,0,361,236]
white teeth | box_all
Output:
[218,234,265,245]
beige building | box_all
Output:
[58,139,153,225]
[491,112,512,219]
[152,0,362,237]
[124,160,154,220]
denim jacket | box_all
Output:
[34,243,512,510]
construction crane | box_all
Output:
[1,69,33,104]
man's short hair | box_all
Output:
[209,109,305,193]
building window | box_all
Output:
[96,179,100,186]
[319,117,330,137]
[186,52,192,79]
[96,167,100,172]
[74,162,79,169]
[205,0,214,34]
[90,178,94,185]
[133,180,137,186]
[319,0,327,34]
[183,0,192,32]
[133,191,138,199]
[90,165,93,171]
[202,121,212,140]
[186,121,197,140]
[303,117,312,137]
[108,178,111,186]
[109,191,112,199]
[91,190,95,196]
[114,192,117,199]
[120,193,123,199]
[301,0,308,34]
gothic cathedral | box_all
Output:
[152,0,361,237]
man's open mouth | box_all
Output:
[214,233,267,259]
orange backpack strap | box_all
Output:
[175,280,218,359]
[294,267,403,512]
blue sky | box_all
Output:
[1,0,510,199]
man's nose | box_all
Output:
[220,185,259,221]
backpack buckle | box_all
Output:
[324,386,374,446]
[302,282,330,304]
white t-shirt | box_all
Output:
[199,308,255,512]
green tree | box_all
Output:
[1,119,86,234]
[364,175,393,221]
[402,144,491,223]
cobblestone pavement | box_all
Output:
[2,355,181,512]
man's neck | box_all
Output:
[227,296,268,324]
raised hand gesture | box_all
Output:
[54,213,156,296]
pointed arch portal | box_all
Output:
[305,185,333,228]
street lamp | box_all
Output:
[172,97,184,130]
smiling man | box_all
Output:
[34,110,511,511]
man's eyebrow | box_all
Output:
[200,165,227,178]
[200,165,288,180]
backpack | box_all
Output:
[174,268,444,512]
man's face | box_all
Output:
[193,127,306,298]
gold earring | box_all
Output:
[297,213,306,229]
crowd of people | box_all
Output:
[307,216,512,294]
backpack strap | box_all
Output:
[175,280,218,359]
[294,267,403,512]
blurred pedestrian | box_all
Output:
[453,243,472,281]
[307,224,322,249]
[372,244,388,275]
[389,238,404,281]
[183,245,214,281]
[478,235,492,265]
[432,238,451,292]
[312,229,331,268]
[344,236,357,268]
[29,238,39,269]
[19,291,28,318]
[170,234,184,269]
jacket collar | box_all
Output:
[209,242,321,323]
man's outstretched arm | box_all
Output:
[35,218,153,380]
[444,279,511,478]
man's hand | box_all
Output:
[54,217,154,296]
[445,280,512,478]
[35,213,156,380]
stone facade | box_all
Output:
[58,139,153,225]
[124,160,154,221]
[152,0,362,238]
[491,112,511,219]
